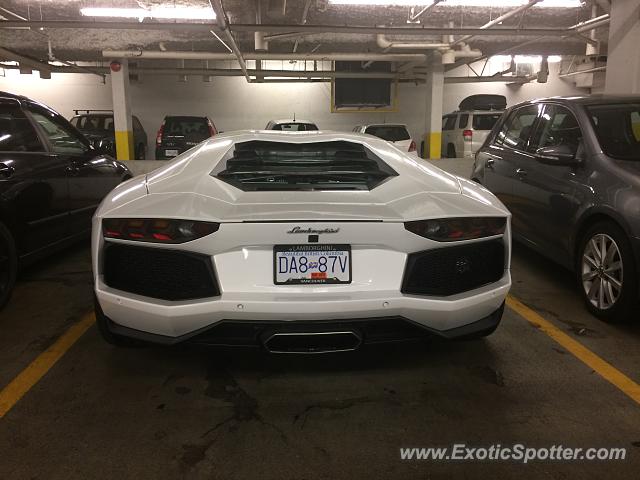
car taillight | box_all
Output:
[156,122,165,146]
[405,217,506,242]
[103,218,219,244]
[208,121,216,137]
[408,140,416,152]
[463,129,473,142]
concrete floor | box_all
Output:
[1,159,639,479]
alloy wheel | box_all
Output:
[581,233,623,310]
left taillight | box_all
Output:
[408,140,416,152]
[463,129,473,142]
[405,217,506,242]
[103,218,219,244]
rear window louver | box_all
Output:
[212,140,398,191]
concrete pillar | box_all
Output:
[110,59,134,160]
[604,0,640,94]
[424,64,444,159]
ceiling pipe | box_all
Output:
[0,21,577,37]
[445,14,610,72]
[445,75,534,84]
[209,0,251,82]
[558,66,606,77]
[375,34,449,50]
[407,0,443,23]
[102,50,428,62]
[452,0,543,46]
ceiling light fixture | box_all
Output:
[80,7,216,21]
[329,0,583,7]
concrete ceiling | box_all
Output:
[0,1,607,64]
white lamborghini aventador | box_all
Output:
[92,131,511,352]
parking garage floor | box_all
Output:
[1,159,639,479]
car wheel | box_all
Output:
[578,221,638,323]
[136,144,146,160]
[0,221,17,310]
[94,296,145,347]
[447,144,456,158]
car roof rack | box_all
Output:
[73,109,114,115]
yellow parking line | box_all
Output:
[507,294,640,406]
[0,312,95,419]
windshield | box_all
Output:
[212,140,397,191]
[473,114,502,131]
[364,125,410,142]
[587,103,640,161]
[272,123,318,131]
[76,115,114,132]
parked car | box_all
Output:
[93,131,511,349]
[352,124,416,153]
[0,91,131,308]
[442,95,506,158]
[69,110,148,160]
[156,115,218,160]
[265,119,318,131]
[473,95,640,322]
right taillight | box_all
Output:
[156,122,165,146]
[463,129,473,142]
[405,217,506,242]
[408,140,416,152]
[103,218,219,244]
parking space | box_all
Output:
[1,159,639,479]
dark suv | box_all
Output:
[0,92,131,308]
[69,110,148,160]
[473,95,640,322]
[155,116,218,160]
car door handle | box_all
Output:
[66,165,81,176]
[0,163,15,178]
[486,158,495,169]
[516,168,528,178]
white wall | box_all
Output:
[0,62,585,154]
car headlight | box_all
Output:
[103,218,219,244]
[405,217,506,242]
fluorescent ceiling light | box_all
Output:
[547,55,562,63]
[329,0,583,7]
[80,7,216,21]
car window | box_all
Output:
[364,125,410,142]
[530,105,582,155]
[587,103,640,161]
[0,105,44,152]
[494,105,540,150]
[473,113,502,131]
[165,117,209,136]
[30,110,88,155]
[458,114,469,129]
[272,123,318,131]
[442,116,457,131]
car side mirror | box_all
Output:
[535,145,580,166]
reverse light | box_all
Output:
[408,140,417,152]
[405,217,506,242]
[463,129,473,142]
[103,218,219,244]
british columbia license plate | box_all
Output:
[274,244,351,285]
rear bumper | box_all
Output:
[97,300,505,347]
[95,271,510,339]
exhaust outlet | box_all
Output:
[263,330,362,354]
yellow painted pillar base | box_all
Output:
[424,132,441,160]
[115,130,135,160]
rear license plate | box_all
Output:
[274,244,351,285]
[165,149,178,157]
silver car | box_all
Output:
[473,95,640,323]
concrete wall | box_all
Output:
[0,62,585,155]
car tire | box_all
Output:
[136,144,146,160]
[447,144,456,158]
[0,221,17,310]
[94,296,145,347]
[577,221,638,323]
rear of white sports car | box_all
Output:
[92,131,511,352]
